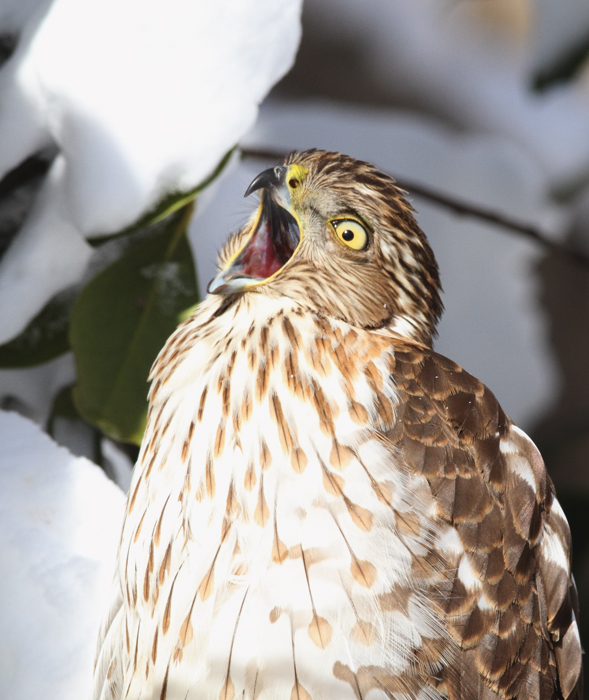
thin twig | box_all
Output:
[240,147,589,271]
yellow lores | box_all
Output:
[92,150,582,700]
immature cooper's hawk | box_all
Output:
[92,150,582,700]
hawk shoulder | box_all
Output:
[386,340,582,700]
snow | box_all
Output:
[0,352,75,425]
[190,100,565,429]
[0,409,126,700]
[0,0,302,343]
[0,156,94,344]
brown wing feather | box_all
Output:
[387,340,582,700]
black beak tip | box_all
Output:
[244,166,287,198]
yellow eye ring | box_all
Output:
[331,219,368,250]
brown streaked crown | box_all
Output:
[218,149,443,346]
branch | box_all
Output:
[241,147,589,271]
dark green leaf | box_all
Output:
[70,203,199,444]
[0,288,75,367]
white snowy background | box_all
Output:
[0,411,125,699]
[2,0,589,698]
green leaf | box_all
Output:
[0,288,74,367]
[86,147,235,247]
[70,203,199,444]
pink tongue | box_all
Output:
[237,219,282,279]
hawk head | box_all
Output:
[208,149,443,346]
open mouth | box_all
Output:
[237,189,300,279]
[208,188,300,294]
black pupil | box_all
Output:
[342,229,354,241]
[289,178,299,189]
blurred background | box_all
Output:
[1,0,589,696]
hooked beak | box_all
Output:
[207,166,301,295]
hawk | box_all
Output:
[92,150,582,700]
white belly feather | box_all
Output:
[100,295,451,700]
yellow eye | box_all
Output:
[331,219,368,250]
